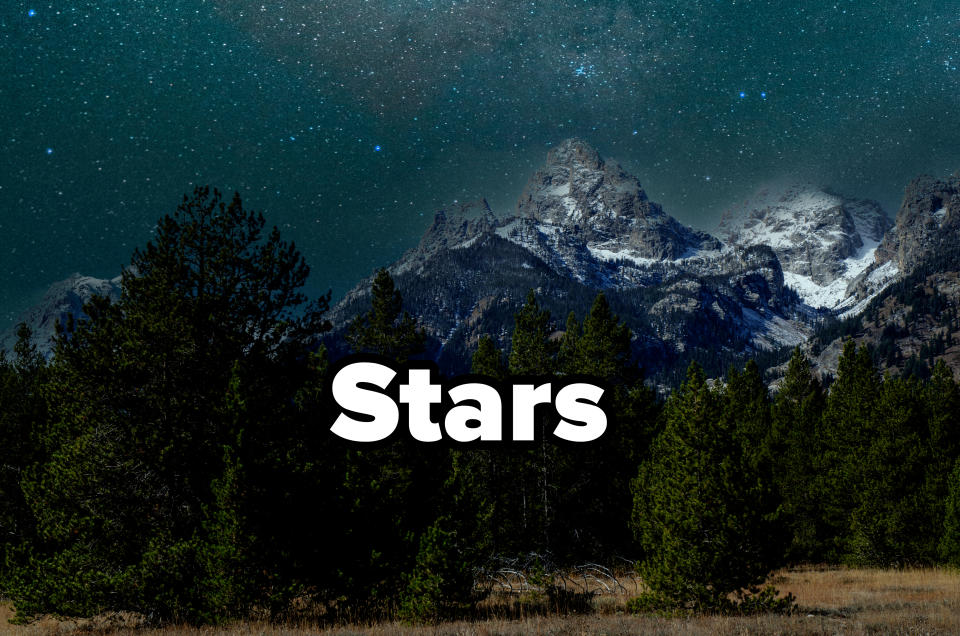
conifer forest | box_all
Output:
[3,188,960,628]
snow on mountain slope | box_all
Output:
[0,273,121,357]
[718,183,893,311]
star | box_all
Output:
[27,9,36,17]
[374,145,382,152]
[45,148,53,155]
[739,91,746,99]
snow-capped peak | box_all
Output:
[717,182,893,311]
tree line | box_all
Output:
[2,187,960,624]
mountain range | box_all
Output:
[6,139,960,387]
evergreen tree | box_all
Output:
[339,269,445,612]
[848,375,931,565]
[719,360,784,568]
[924,360,960,551]
[0,324,48,589]
[769,347,827,562]
[632,362,783,610]
[557,311,581,375]
[555,293,657,556]
[347,268,425,363]
[9,187,329,622]
[398,515,480,623]
[508,290,555,376]
[471,335,507,380]
[819,339,880,561]
[562,292,633,383]
[939,458,960,565]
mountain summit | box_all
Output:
[516,138,715,260]
[718,183,892,311]
[14,140,955,384]
[328,140,808,379]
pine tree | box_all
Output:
[0,324,48,588]
[398,516,479,623]
[925,360,960,553]
[848,375,930,565]
[340,271,447,612]
[471,335,507,379]
[939,458,960,565]
[557,311,581,375]
[554,293,657,556]
[632,362,783,611]
[720,360,784,568]
[819,339,880,561]
[769,347,827,561]
[347,268,425,363]
[9,187,329,622]
[508,290,555,376]
[562,292,633,383]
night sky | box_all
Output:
[3,1,960,327]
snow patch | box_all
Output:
[836,260,899,319]
[782,239,881,309]
[544,182,571,197]
[741,307,811,349]
[588,246,657,267]
[456,235,481,249]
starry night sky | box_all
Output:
[3,1,960,326]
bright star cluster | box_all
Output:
[2,0,959,325]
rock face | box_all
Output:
[415,199,498,258]
[20,143,958,386]
[876,174,960,274]
[718,183,892,311]
[772,174,960,384]
[330,139,811,380]
[0,273,121,357]
[515,139,717,260]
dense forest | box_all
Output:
[2,188,960,625]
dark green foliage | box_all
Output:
[814,340,947,565]
[925,360,960,548]
[9,186,960,626]
[719,360,785,568]
[508,289,556,376]
[453,291,660,561]
[632,363,784,611]
[939,458,960,565]
[769,348,827,562]
[7,187,330,623]
[347,268,425,363]
[818,340,881,561]
[558,293,633,383]
[471,334,507,379]
[0,324,48,589]
[557,311,581,375]
[398,516,480,623]
[334,271,448,613]
[847,375,931,565]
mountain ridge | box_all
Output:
[8,141,960,386]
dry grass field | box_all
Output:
[2,566,959,635]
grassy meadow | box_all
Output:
[3,566,959,635]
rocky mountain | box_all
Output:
[515,139,718,261]
[875,174,960,274]
[0,273,121,357]
[10,143,960,387]
[717,183,893,313]
[798,173,960,382]
[330,139,813,381]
